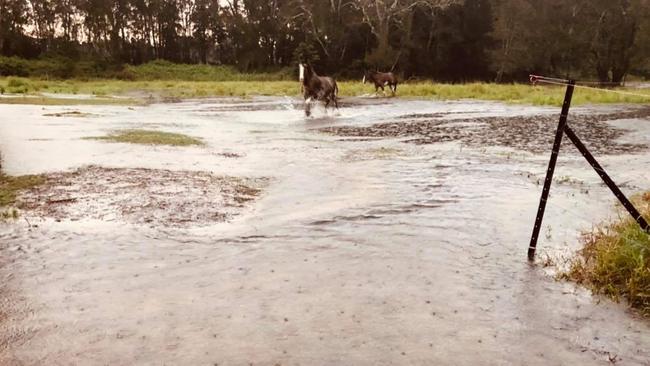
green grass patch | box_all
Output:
[563,192,650,316]
[1,207,20,220]
[87,129,204,147]
[1,57,649,106]
[0,173,46,208]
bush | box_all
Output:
[0,56,126,79]
[126,60,293,81]
[0,56,30,76]
[5,77,32,93]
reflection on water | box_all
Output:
[1,97,649,365]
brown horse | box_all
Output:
[363,71,398,96]
[299,63,339,116]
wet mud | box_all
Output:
[43,110,98,118]
[321,108,650,154]
[1,97,650,365]
[16,166,267,227]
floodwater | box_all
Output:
[1,97,650,365]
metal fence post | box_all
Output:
[528,80,575,261]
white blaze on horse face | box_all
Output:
[362,75,366,84]
[299,64,304,81]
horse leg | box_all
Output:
[334,82,339,109]
[304,97,312,117]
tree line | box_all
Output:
[1,0,649,82]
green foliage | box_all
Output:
[86,130,204,147]
[564,192,650,316]
[0,57,294,81]
[125,60,293,81]
[4,77,33,93]
[0,56,125,79]
[292,43,320,65]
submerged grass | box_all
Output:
[0,173,46,208]
[563,192,650,316]
[86,129,204,147]
[1,76,650,106]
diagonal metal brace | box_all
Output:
[528,79,649,261]
[563,125,650,234]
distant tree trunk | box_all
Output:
[495,36,512,83]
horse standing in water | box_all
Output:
[299,63,339,116]
[363,71,398,96]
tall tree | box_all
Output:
[353,0,461,69]
[0,0,29,55]
[28,0,57,51]
[587,0,639,83]
[191,0,222,63]
[489,0,534,82]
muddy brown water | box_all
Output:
[1,97,650,365]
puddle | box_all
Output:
[1,97,649,365]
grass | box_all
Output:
[2,76,650,106]
[563,192,650,316]
[0,172,46,208]
[86,129,204,146]
[1,57,649,105]
[1,207,19,220]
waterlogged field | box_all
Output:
[1,97,650,365]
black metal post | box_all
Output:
[528,80,575,261]
[563,125,650,233]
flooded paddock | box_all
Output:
[1,97,650,365]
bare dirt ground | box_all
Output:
[1,97,650,365]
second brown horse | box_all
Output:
[363,71,398,96]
